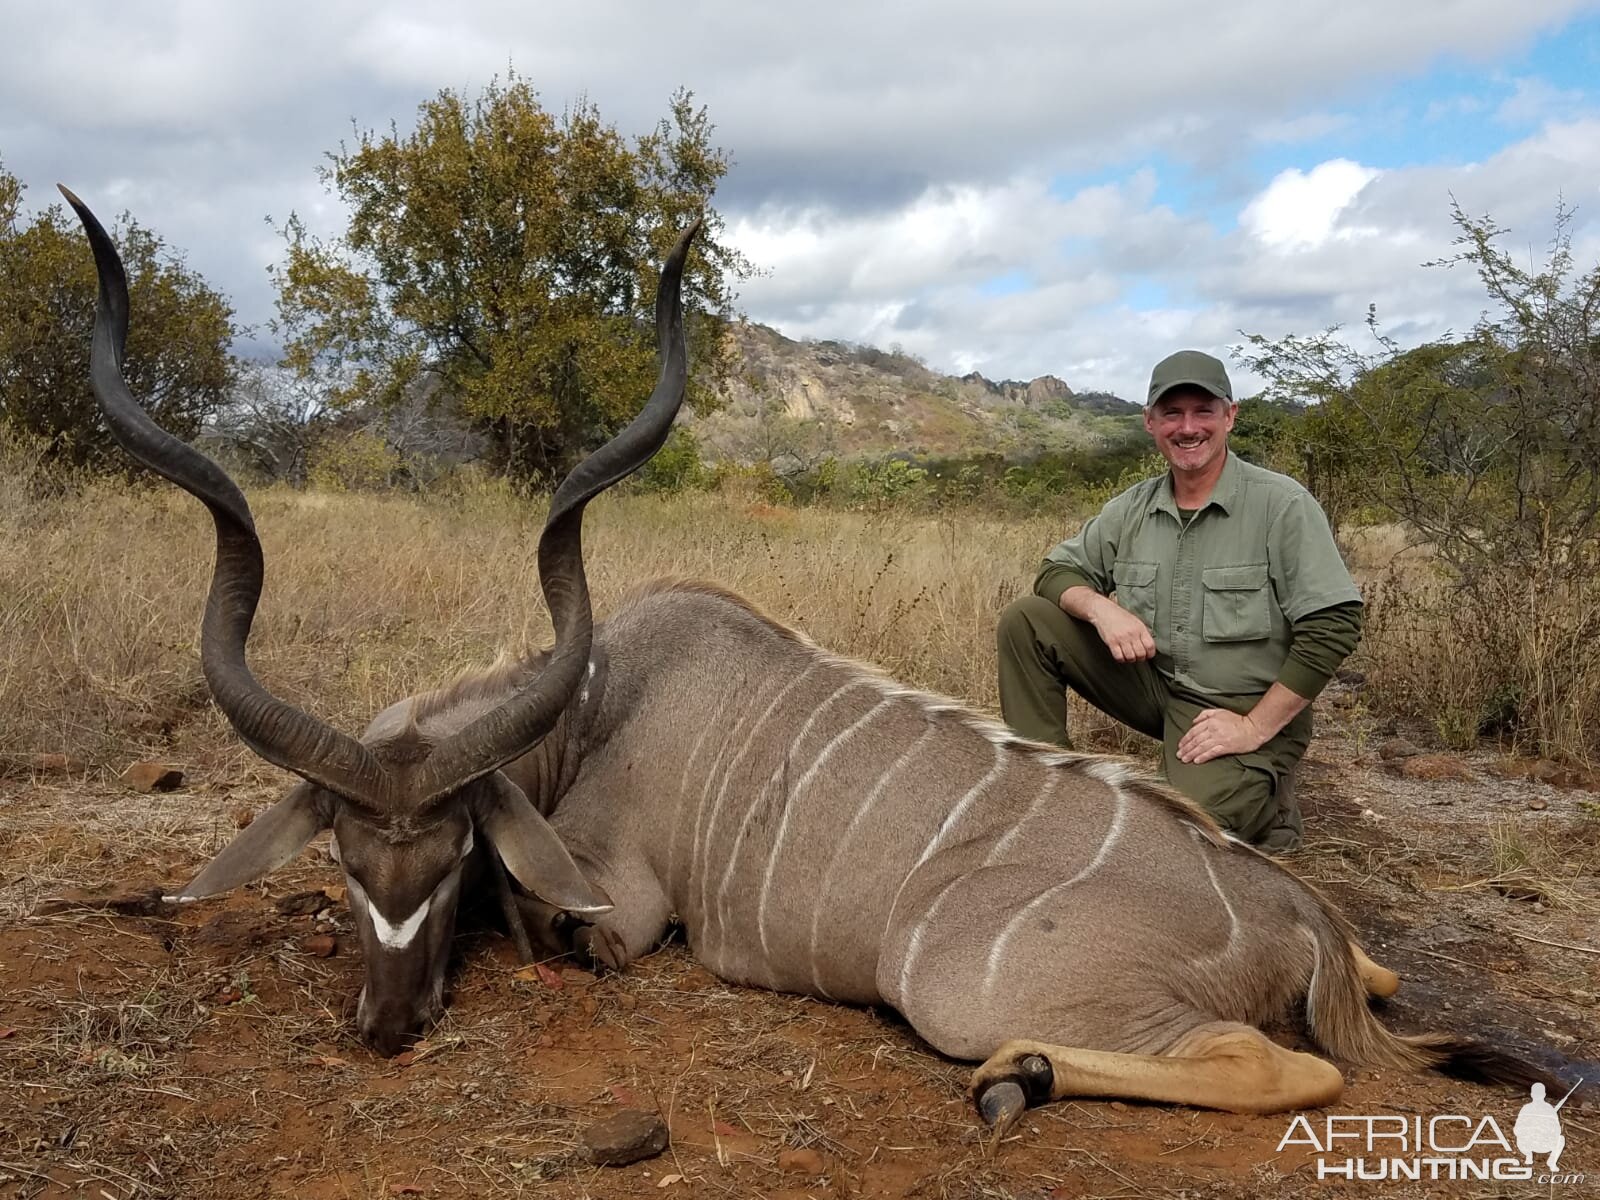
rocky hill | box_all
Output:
[691,322,1142,467]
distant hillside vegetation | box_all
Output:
[691,321,1142,467]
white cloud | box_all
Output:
[1240,160,1383,249]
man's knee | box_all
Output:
[1168,759,1282,845]
[996,593,1063,649]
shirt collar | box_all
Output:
[1150,450,1241,518]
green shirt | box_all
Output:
[1035,451,1362,699]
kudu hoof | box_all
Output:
[974,1053,1055,1132]
[976,1080,1027,1132]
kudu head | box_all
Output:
[61,186,700,1054]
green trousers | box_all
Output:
[995,595,1311,851]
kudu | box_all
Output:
[65,189,1555,1130]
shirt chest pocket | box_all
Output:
[1112,560,1160,629]
[1201,564,1272,643]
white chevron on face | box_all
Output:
[349,877,433,951]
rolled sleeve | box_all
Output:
[1278,600,1364,699]
[1038,509,1118,596]
[1034,561,1098,605]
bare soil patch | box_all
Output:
[3,706,1597,1199]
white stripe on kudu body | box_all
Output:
[694,666,824,945]
[756,696,894,971]
[667,689,731,888]
[912,743,1006,873]
[892,745,1008,1001]
[980,785,1129,998]
[984,768,1058,866]
[709,680,872,964]
[807,723,936,998]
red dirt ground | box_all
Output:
[2,725,1597,1199]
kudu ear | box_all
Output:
[475,774,612,915]
[171,782,332,901]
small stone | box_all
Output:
[1108,1101,1130,1112]
[232,806,255,828]
[1526,797,1549,812]
[1531,902,1547,914]
[582,1110,669,1166]
[120,761,185,793]
[301,934,337,957]
[275,890,333,917]
[777,1148,826,1176]
[30,752,87,775]
[561,968,598,987]
[1378,738,1422,761]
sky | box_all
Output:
[5,0,1600,402]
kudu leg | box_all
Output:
[513,865,672,973]
[1350,941,1400,998]
[970,1023,1345,1131]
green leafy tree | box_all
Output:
[0,164,236,469]
[272,76,751,483]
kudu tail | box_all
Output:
[1301,905,1552,1091]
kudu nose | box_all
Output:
[356,989,434,1058]
[360,1015,422,1059]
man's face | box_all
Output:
[1144,388,1237,475]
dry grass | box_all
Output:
[1357,565,1600,765]
[6,446,1594,779]
[0,456,1066,774]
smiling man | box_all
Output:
[996,350,1363,851]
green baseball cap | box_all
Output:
[1147,350,1233,408]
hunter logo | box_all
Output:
[1278,1081,1585,1184]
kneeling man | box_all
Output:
[996,351,1362,852]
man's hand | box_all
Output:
[1177,708,1267,764]
[1088,600,1157,663]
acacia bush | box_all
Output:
[1244,204,1600,762]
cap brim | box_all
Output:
[1147,380,1232,407]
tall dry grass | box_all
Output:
[0,450,1074,774]
[1342,522,1600,764]
[5,441,1595,776]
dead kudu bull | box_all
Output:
[65,189,1563,1131]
